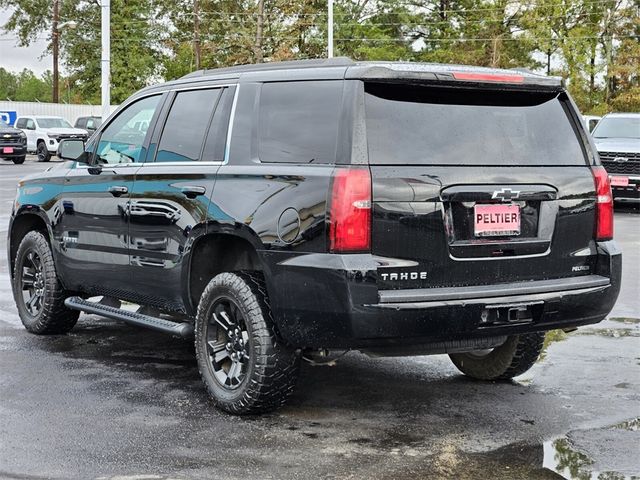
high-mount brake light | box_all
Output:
[452,72,525,83]
[329,168,372,252]
[592,166,614,241]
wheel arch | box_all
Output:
[9,210,51,277]
[186,229,266,314]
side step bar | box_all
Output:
[64,296,194,338]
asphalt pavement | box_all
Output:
[0,157,638,480]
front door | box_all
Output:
[54,94,164,298]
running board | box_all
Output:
[64,296,194,338]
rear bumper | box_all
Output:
[262,241,621,351]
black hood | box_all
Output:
[0,123,21,134]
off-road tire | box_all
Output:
[449,332,545,380]
[36,141,50,162]
[195,272,300,414]
[13,231,79,334]
[12,155,26,165]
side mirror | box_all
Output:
[58,139,86,162]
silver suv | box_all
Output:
[592,112,640,203]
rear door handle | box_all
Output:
[108,185,129,197]
[180,186,206,198]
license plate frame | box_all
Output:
[474,203,521,237]
[3,147,14,154]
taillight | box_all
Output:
[592,166,613,241]
[452,72,524,83]
[329,168,371,252]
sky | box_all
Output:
[0,8,53,75]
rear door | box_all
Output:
[361,81,597,291]
[129,85,236,311]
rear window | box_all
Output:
[364,83,587,166]
[258,81,342,164]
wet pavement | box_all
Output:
[0,157,638,480]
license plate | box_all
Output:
[610,176,629,187]
[474,204,521,237]
[3,147,13,154]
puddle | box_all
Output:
[538,329,568,362]
[543,437,594,479]
[543,420,640,479]
[612,417,640,432]
[609,317,640,325]
[577,328,638,338]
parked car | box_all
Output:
[8,59,621,415]
[583,114,601,132]
[0,119,27,164]
[592,112,640,203]
[74,116,102,133]
[14,115,88,162]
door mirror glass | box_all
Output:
[58,139,86,162]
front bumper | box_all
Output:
[0,144,27,158]
[610,175,640,202]
[262,241,621,351]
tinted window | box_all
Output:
[202,86,235,162]
[15,118,26,129]
[365,83,587,166]
[96,95,160,164]
[157,88,221,162]
[258,81,342,164]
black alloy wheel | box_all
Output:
[36,142,50,162]
[20,250,45,316]
[206,298,251,390]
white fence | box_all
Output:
[0,101,118,126]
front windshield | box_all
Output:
[593,117,640,139]
[37,117,72,128]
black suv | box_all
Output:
[0,119,27,164]
[8,59,621,414]
[74,115,102,133]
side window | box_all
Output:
[16,118,26,129]
[96,95,160,164]
[86,119,95,129]
[26,119,36,130]
[202,86,236,162]
[258,81,342,164]
[156,88,221,162]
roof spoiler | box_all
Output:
[346,64,563,88]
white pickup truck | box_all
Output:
[14,115,88,162]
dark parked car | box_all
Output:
[0,119,27,164]
[7,58,621,414]
[74,115,102,133]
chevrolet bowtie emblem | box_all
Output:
[492,188,521,202]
